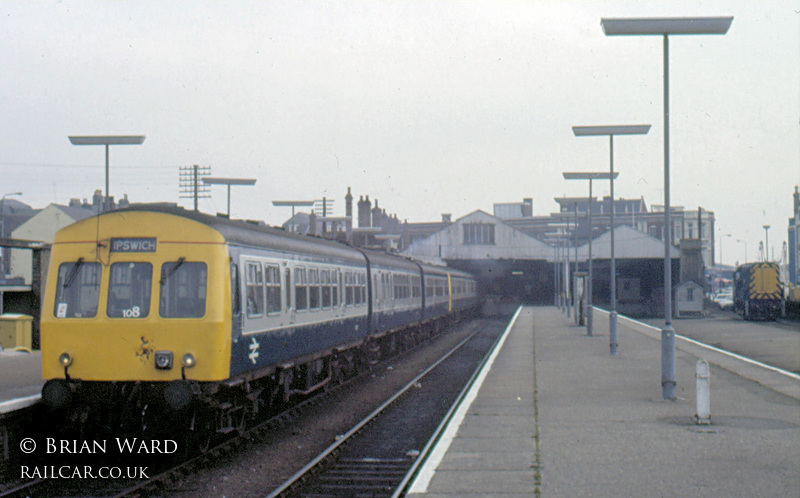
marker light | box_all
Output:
[59,353,73,367]
[155,351,173,370]
[182,353,196,368]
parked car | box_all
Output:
[713,290,734,311]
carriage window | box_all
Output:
[345,272,354,306]
[159,261,206,318]
[309,268,320,310]
[321,269,331,309]
[295,268,307,312]
[265,265,281,315]
[412,276,421,299]
[245,262,264,317]
[395,274,410,300]
[107,262,152,318]
[355,273,362,306]
[285,268,292,311]
[54,260,101,318]
[333,271,340,307]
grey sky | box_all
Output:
[2,1,798,266]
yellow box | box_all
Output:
[0,314,33,350]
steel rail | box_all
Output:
[110,317,479,497]
[266,324,485,497]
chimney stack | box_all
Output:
[345,187,353,218]
[358,195,371,227]
[372,199,382,228]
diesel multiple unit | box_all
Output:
[40,205,479,437]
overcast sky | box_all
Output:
[2,1,798,266]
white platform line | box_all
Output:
[0,393,41,415]
[408,305,523,494]
[594,307,800,381]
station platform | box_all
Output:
[0,350,42,411]
[407,306,800,497]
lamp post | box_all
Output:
[203,177,257,218]
[1,192,23,277]
[68,135,146,213]
[556,210,583,322]
[563,172,618,337]
[763,225,771,262]
[272,201,316,233]
[562,219,575,319]
[601,16,733,400]
[719,233,731,294]
[573,203,579,325]
[737,239,748,263]
[719,232,731,265]
[573,125,650,355]
[545,223,570,312]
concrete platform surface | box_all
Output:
[408,306,800,497]
[0,350,42,407]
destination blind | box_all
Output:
[110,237,157,253]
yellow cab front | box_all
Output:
[40,211,232,383]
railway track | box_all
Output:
[0,362,400,497]
[0,315,496,498]
[268,318,507,497]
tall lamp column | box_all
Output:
[563,172,618,337]
[69,135,146,213]
[602,16,732,399]
[573,125,650,355]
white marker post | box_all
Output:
[695,359,711,425]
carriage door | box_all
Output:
[286,265,296,324]
[230,261,243,338]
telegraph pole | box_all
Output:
[179,165,211,211]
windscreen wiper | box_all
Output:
[63,258,85,288]
[160,257,186,285]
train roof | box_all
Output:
[418,261,473,280]
[98,204,475,280]
[361,247,421,272]
[107,204,365,265]
[736,262,780,271]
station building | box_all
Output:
[400,209,679,316]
